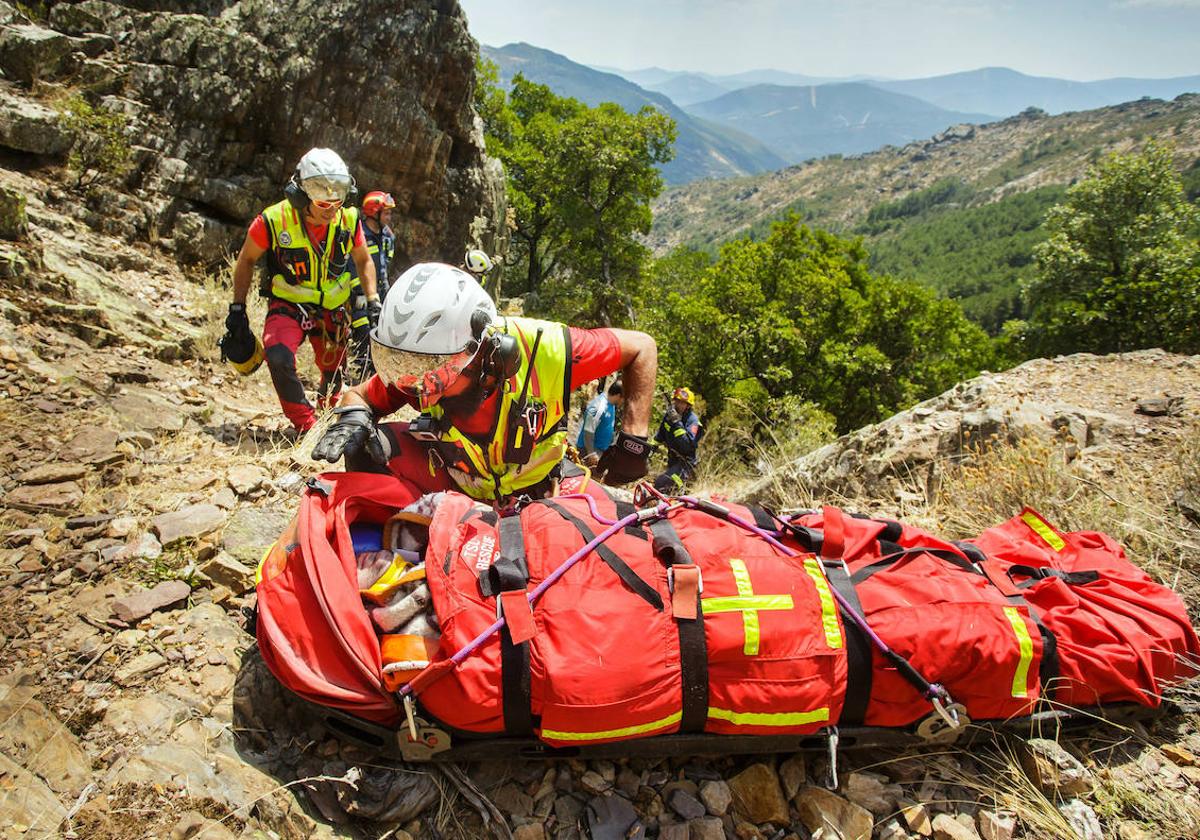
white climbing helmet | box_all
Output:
[464,249,493,275]
[370,263,497,407]
[295,147,354,203]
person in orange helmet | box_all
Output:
[347,190,397,381]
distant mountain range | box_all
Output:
[483,43,786,185]
[684,82,993,162]
[872,66,1200,117]
[484,43,1200,185]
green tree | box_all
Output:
[1023,142,1200,355]
[638,216,994,433]
[474,64,675,325]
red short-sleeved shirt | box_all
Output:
[247,213,366,250]
[363,325,621,437]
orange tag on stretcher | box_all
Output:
[501,590,537,645]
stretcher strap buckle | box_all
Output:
[667,564,701,620]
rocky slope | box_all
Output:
[649,94,1200,254]
[1,0,505,268]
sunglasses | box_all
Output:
[310,197,344,210]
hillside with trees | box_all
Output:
[651,95,1200,334]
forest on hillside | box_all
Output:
[476,60,1200,476]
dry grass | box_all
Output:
[690,398,835,502]
[926,431,1200,606]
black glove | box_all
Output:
[595,432,651,486]
[312,406,391,465]
[367,298,383,329]
[225,302,251,337]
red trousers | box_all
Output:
[262,301,349,432]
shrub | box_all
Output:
[59,94,133,189]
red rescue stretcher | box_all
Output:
[255,472,1200,762]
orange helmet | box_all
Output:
[362,191,396,218]
[672,387,695,405]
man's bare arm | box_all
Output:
[609,329,657,437]
[231,235,266,304]
[351,244,378,299]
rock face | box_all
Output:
[744,350,1200,507]
[12,0,504,265]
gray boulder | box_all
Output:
[44,0,505,267]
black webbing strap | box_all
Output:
[495,513,532,737]
[541,501,663,611]
[480,515,530,597]
[649,518,709,733]
[748,505,776,532]
[822,560,873,725]
[849,546,980,585]
[613,501,649,540]
[1008,565,1101,588]
[779,520,822,554]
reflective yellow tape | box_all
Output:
[708,705,830,727]
[730,557,753,595]
[541,711,681,742]
[673,428,686,437]
[700,559,795,655]
[804,558,843,650]
[1021,510,1065,552]
[1004,606,1034,698]
[703,596,795,613]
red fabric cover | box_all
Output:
[970,507,1200,707]
[421,494,847,745]
[795,508,1047,726]
[256,471,422,726]
[257,472,1199,742]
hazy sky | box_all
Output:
[457,0,1200,81]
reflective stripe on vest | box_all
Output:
[262,200,358,310]
[426,317,570,501]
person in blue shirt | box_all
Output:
[654,386,704,493]
[576,381,623,466]
[348,191,398,381]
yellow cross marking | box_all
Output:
[702,558,794,655]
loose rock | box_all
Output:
[977,809,1016,840]
[111,579,191,623]
[796,786,873,840]
[151,503,224,547]
[1020,738,1094,796]
[1057,798,1103,840]
[201,552,254,594]
[668,787,706,821]
[699,779,732,816]
[728,762,790,825]
[17,462,88,484]
[932,813,981,840]
[113,650,168,685]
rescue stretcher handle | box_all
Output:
[398,502,666,698]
